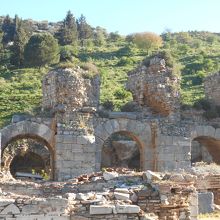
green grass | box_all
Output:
[0,31,220,127]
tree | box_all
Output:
[2,15,15,45]
[56,10,78,45]
[93,26,107,46]
[10,16,30,67]
[76,14,93,46]
[132,32,163,54]
[24,33,59,67]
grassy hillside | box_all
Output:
[0,31,220,127]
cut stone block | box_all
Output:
[198,192,214,214]
[116,204,140,214]
[89,205,114,215]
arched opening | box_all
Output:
[1,136,53,180]
[101,131,142,170]
[191,136,220,165]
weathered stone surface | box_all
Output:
[0,203,20,214]
[114,192,130,201]
[21,204,39,214]
[0,199,15,207]
[103,171,118,181]
[198,192,214,214]
[143,170,162,182]
[116,204,140,214]
[90,205,114,215]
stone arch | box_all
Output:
[191,126,220,164]
[95,118,154,171]
[0,121,55,179]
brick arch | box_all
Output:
[94,118,154,171]
[0,121,55,179]
[190,125,220,164]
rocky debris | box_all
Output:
[0,169,198,219]
[103,171,119,181]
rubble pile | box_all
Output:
[0,169,197,220]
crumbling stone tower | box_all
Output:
[126,56,181,119]
[42,67,100,180]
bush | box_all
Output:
[117,57,134,66]
[80,62,99,79]
[60,45,77,62]
[57,62,76,69]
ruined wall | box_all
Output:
[204,71,220,106]
[42,67,101,180]
[126,56,180,117]
[0,170,197,220]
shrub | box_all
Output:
[80,62,99,79]
[57,62,75,69]
[117,57,134,66]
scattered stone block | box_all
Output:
[114,192,130,201]
[103,171,118,181]
[116,204,140,214]
[198,192,214,214]
[90,205,114,215]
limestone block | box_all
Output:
[103,121,114,135]
[70,216,89,220]
[90,205,114,215]
[203,126,215,138]
[0,199,15,207]
[198,192,214,214]
[195,126,205,137]
[116,204,140,214]
[143,170,162,182]
[103,171,118,181]
[215,128,220,139]
[114,192,130,201]
[21,205,39,214]
[0,204,20,214]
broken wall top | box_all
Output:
[126,56,180,116]
[42,67,100,112]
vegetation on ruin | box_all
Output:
[0,12,220,127]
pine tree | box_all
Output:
[10,17,29,67]
[2,15,15,45]
[24,33,59,67]
[56,10,78,45]
[77,14,93,46]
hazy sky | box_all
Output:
[1,0,219,35]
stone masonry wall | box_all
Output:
[126,56,180,116]
[204,71,220,105]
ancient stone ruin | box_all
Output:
[0,56,220,219]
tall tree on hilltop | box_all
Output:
[55,10,78,45]
[2,15,15,45]
[10,16,30,67]
[77,14,93,46]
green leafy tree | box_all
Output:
[77,14,93,46]
[132,32,163,54]
[93,26,107,46]
[10,16,30,67]
[56,10,78,45]
[24,33,59,67]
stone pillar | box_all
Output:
[189,191,198,220]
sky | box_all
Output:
[0,0,220,35]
